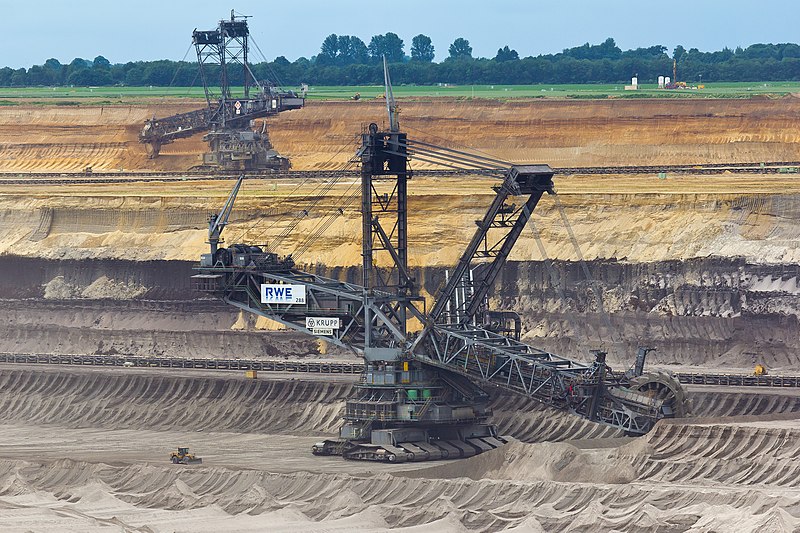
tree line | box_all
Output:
[3,37,800,88]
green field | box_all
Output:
[305,82,800,100]
[0,81,798,103]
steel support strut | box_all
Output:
[427,166,554,327]
[358,123,419,352]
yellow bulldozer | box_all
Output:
[170,447,202,465]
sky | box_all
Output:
[2,0,799,68]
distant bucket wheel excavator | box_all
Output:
[139,10,304,171]
[192,58,689,463]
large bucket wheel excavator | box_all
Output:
[192,60,688,463]
[139,11,304,171]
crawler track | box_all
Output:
[0,162,798,185]
[0,353,797,388]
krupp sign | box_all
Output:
[305,317,340,330]
[260,284,306,305]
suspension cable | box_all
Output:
[407,139,511,167]
[228,135,360,243]
[249,35,286,89]
[402,123,513,167]
[293,185,362,262]
[385,137,506,173]
[524,207,601,345]
[552,194,617,343]
[168,42,195,89]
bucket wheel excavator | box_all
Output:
[139,11,304,171]
[192,60,688,462]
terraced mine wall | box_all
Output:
[273,97,800,170]
[3,96,800,533]
[4,98,800,172]
[0,367,797,441]
[1,255,797,367]
[0,257,322,358]
[2,98,799,367]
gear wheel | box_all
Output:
[631,370,690,418]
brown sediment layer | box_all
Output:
[2,98,800,173]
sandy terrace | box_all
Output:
[0,366,799,532]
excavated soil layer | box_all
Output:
[273,97,800,169]
[0,368,349,435]
[1,256,798,368]
[2,452,799,532]
[0,103,205,172]
[0,100,795,368]
[2,98,800,172]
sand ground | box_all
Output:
[0,365,799,532]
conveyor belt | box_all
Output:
[674,372,800,388]
[0,162,798,185]
[0,352,797,389]
[0,353,363,374]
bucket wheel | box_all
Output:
[631,371,690,418]
[143,139,162,159]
